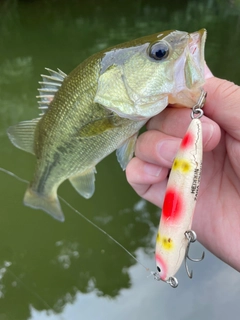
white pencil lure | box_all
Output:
[153,92,206,288]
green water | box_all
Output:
[0,0,240,319]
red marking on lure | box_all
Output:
[162,188,183,222]
[180,132,194,149]
[155,253,167,280]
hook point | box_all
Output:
[184,230,205,279]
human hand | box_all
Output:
[126,67,240,271]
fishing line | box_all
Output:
[59,196,149,271]
[0,167,150,273]
[6,268,51,310]
[0,167,28,184]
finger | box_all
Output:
[126,157,169,197]
[135,118,220,169]
[138,180,167,208]
[226,134,240,180]
[204,63,214,79]
[204,77,240,140]
[135,130,180,168]
[146,108,221,152]
[126,159,168,208]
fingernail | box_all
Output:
[157,140,179,165]
[204,62,213,79]
[202,122,214,146]
[144,163,162,177]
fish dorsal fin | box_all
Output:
[7,118,40,154]
[116,133,138,170]
[37,68,67,116]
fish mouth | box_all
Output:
[168,28,207,108]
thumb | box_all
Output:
[204,76,240,140]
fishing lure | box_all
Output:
[153,91,206,287]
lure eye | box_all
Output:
[157,266,161,273]
[149,41,169,60]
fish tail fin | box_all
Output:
[23,187,65,222]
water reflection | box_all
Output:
[0,56,34,137]
[54,240,80,270]
[29,246,240,320]
[0,0,240,319]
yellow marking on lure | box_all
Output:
[172,158,191,173]
[156,232,174,250]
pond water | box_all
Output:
[0,0,240,319]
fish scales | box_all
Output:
[7,29,206,221]
[34,55,141,197]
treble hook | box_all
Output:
[184,230,205,279]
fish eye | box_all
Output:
[157,266,161,273]
[149,41,169,61]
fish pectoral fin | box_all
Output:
[116,133,138,170]
[7,118,40,154]
[24,187,65,222]
[69,167,96,199]
[79,117,116,138]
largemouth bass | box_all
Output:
[7,29,206,222]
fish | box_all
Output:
[7,29,206,222]
[155,117,203,286]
